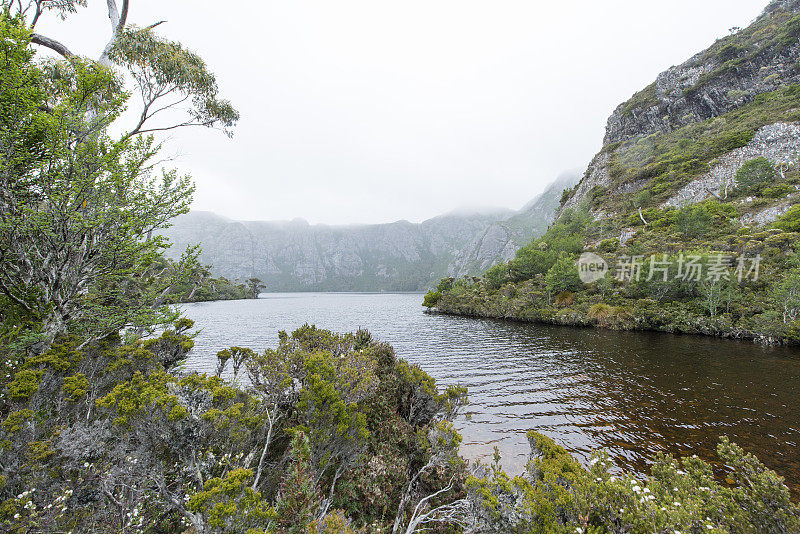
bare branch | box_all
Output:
[145,20,167,31]
[30,0,43,28]
[30,33,74,58]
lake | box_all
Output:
[180,292,800,489]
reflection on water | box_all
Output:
[181,293,800,490]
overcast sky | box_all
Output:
[39,1,768,225]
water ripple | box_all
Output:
[181,293,800,490]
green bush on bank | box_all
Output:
[466,431,800,533]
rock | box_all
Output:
[663,122,800,208]
[604,0,800,145]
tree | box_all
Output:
[246,277,266,299]
[734,157,777,194]
[673,204,713,238]
[484,263,510,289]
[545,255,582,302]
[775,270,800,324]
[0,6,238,353]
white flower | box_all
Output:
[589,458,598,467]
[643,487,650,493]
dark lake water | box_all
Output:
[180,292,800,489]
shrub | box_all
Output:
[466,432,800,533]
[673,204,714,238]
[776,205,800,232]
[735,157,777,194]
[484,263,509,289]
[422,290,442,309]
[597,238,620,253]
[545,256,583,296]
[763,183,794,198]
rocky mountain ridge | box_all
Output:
[162,176,573,291]
[561,0,800,224]
[604,0,800,145]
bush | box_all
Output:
[776,205,800,232]
[484,263,509,289]
[673,204,714,238]
[545,256,583,296]
[597,238,620,253]
[735,157,777,194]
[422,290,442,309]
[763,183,794,198]
[466,432,800,534]
[510,247,556,282]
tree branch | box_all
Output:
[30,0,43,29]
[30,33,74,58]
[100,0,129,63]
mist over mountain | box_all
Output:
[161,174,577,291]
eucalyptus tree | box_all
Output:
[0,2,238,353]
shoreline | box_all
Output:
[428,304,795,348]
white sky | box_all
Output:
[37,0,768,225]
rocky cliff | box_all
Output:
[604,0,800,145]
[448,172,579,276]
[429,0,800,347]
[561,0,800,225]
[161,178,570,291]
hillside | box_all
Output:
[427,0,800,346]
[161,179,569,292]
[448,172,579,276]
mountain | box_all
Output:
[448,172,579,276]
[161,189,565,292]
[562,0,800,220]
[161,173,574,292]
[429,0,800,346]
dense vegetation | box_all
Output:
[161,260,266,303]
[427,87,800,346]
[2,1,799,532]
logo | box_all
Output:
[576,252,609,284]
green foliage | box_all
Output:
[545,255,583,296]
[776,205,800,232]
[467,431,800,533]
[109,26,239,136]
[484,263,509,290]
[188,469,274,532]
[423,290,442,309]
[559,186,576,207]
[674,203,715,238]
[1,325,467,532]
[273,433,321,533]
[0,14,198,352]
[735,157,778,194]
